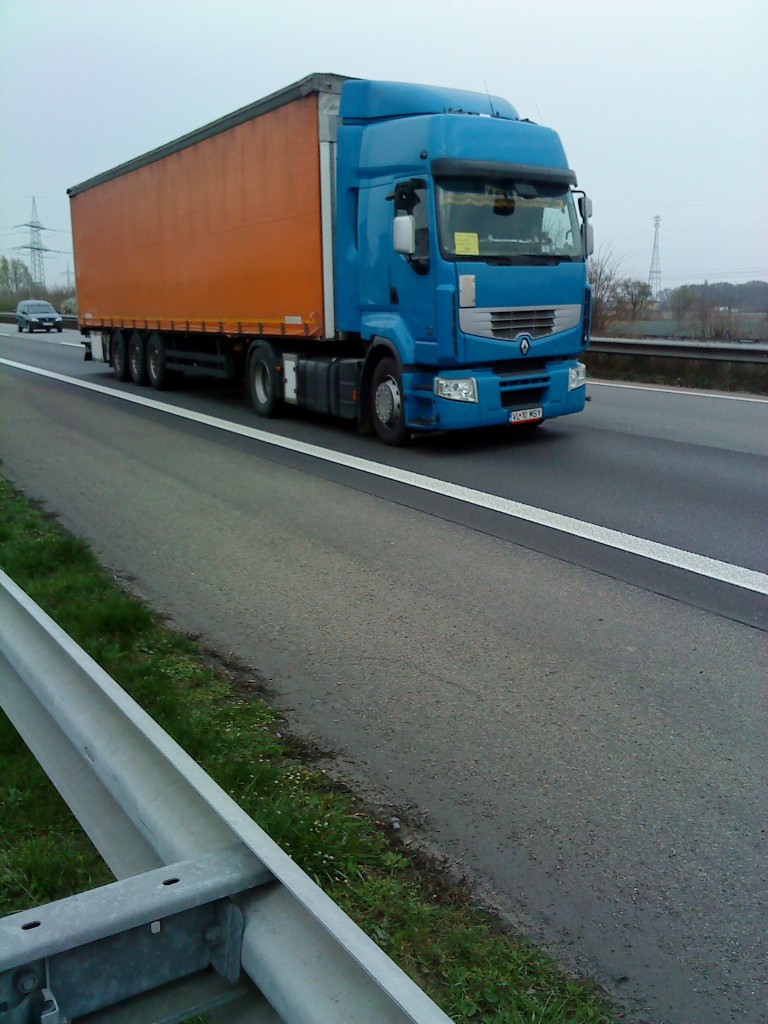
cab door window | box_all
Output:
[391,179,430,274]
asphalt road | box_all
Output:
[1,330,766,1023]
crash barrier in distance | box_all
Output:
[2,311,764,392]
[589,335,768,364]
[1,311,765,364]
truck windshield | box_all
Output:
[435,177,582,264]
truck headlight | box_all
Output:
[434,377,478,403]
[568,363,587,391]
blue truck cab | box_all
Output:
[335,79,593,444]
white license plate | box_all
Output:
[509,407,543,424]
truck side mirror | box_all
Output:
[578,196,593,220]
[393,213,416,256]
[583,223,595,256]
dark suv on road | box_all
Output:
[16,300,63,333]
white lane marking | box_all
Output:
[589,379,768,404]
[0,329,82,349]
[3,357,767,596]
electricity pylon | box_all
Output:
[648,215,661,300]
[15,198,54,289]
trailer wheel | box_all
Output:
[370,357,408,445]
[248,345,280,417]
[112,330,131,382]
[128,331,148,386]
[146,332,169,390]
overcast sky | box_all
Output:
[1,0,766,293]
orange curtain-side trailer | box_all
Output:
[69,78,342,341]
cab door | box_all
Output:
[388,179,436,355]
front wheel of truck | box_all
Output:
[248,344,280,417]
[370,357,409,446]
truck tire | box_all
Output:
[248,345,280,417]
[112,330,131,382]
[128,331,148,386]
[370,357,408,445]
[146,332,169,390]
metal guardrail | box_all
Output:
[2,311,765,365]
[0,568,453,1024]
[0,312,79,330]
[589,334,768,364]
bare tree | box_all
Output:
[617,278,653,320]
[670,285,696,324]
[587,244,623,335]
[696,287,716,337]
[0,257,36,308]
[0,256,77,313]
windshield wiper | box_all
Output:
[480,254,575,266]
[518,254,576,265]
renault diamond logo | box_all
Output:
[519,334,532,356]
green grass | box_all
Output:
[0,478,620,1022]
[608,313,768,341]
[584,350,767,395]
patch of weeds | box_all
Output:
[0,711,111,916]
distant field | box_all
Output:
[608,312,768,341]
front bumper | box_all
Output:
[25,319,61,330]
[403,360,586,432]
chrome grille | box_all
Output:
[460,304,582,342]
[490,309,555,339]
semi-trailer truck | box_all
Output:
[69,73,593,445]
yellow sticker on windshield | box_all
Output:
[454,232,479,255]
